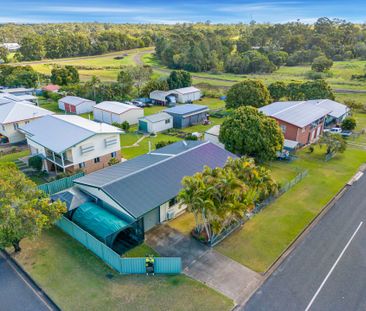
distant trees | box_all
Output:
[167,70,192,89]
[268,81,288,101]
[219,106,284,162]
[16,35,45,61]
[311,56,333,72]
[51,65,79,86]
[226,80,271,109]
[0,65,39,88]
[341,117,357,131]
[140,78,169,97]
[0,47,9,63]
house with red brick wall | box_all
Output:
[259,101,330,146]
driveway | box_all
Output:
[146,224,262,304]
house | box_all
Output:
[0,87,34,96]
[19,115,122,174]
[259,101,330,145]
[70,140,235,248]
[204,125,224,148]
[58,96,96,115]
[1,43,21,51]
[93,101,144,125]
[306,99,350,126]
[42,84,60,93]
[150,90,177,106]
[0,93,38,105]
[164,104,209,129]
[173,86,201,103]
[138,112,173,133]
[0,102,53,144]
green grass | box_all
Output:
[39,98,62,113]
[123,243,159,258]
[14,227,233,311]
[215,144,366,273]
[0,150,30,163]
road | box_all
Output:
[0,251,58,311]
[244,172,366,311]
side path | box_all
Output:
[0,250,60,311]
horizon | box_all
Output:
[2,0,366,24]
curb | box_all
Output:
[0,249,61,311]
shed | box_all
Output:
[174,87,201,103]
[93,101,144,125]
[138,112,173,133]
[58,96,96,115]
[150,90,177,106]
[164,104,209,129]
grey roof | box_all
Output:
[74,140,235,219]
[174,86,201,95]
[259,101,330,128]
[0,102,53,124]
[284,139,299,149]
[94,101,142,114]
[140,112,172,123]
[59,96,94,106]
[164,104,209,116]
[306,99,349,119]
[51,187,90,211]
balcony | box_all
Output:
[45,149,73,168]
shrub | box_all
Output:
[28,155,43,171]
[341,117,357,131]
[155,140,175,149]
[185,133,198,141]
[121,121,130,132]
[108,158,120,166]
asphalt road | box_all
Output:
[244,172,366,311]
[0,251,57,311]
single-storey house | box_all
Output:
[0,87,34,96]
[0,93,38,105]
[150,90,177,106]
[150,86,201,105]
[164,104,209,129]
[174,86,201,103]
[93,101,144,125]
[204,125,224,148]
[0,102,53,144]
[19,115,122,174]
[259,101,330,145]
[66,140,235,252]
[58,96,96,115]
[306,99,350,126]
[42,84,60,93]
[138,112,173,133]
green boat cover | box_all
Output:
[72,202,129,246]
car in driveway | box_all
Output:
[324,127,342,134]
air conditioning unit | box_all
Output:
[166,210,175,220]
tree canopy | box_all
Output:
[311,56,333,72]
[51,65,80,86]
[341,117,357,131]
[219,106,284,162]
[0,65,39,88]
[167,70,192,89]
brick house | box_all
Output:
[259,101,330,145]
[20,115,122,174]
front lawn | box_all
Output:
[0,150,30,163]
[215,145,366,273]
[13,227,233,311]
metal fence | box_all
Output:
[38,172,85,195]
[56,217,181,274]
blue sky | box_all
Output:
[2,0,366,24]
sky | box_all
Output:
[1,0,366,24]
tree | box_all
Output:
[226,80,271,109]
[117,69,134,96]
[17,35,45,61]
[341,117,356,131]
[268,51,288,67]
[300,80,335,100]
[268,81,288,101]
[0,163,66,252]
[0,47,9,63]
[121,121,130,132]
[51,66,79,86]
[140,78,169,97]
[0,65,39,88]
[167,70,192,89]
[319,132,347,155]
[311,56,333,72]
[28,155,43,171]
[219,106,284,162]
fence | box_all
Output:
[38,172,85,195]
[56,217,181,274]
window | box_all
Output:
[111,152,117,158]
[13,123,19,130]
[280,124,287,133]
[79,162,86,169]
[94,157,100,164]
[25,121,30,124]
[169,197,177,208]
[165,119,170,124]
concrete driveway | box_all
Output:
[146,224,262,305]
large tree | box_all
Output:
[167,70,192,89]
[226,79,271,109]
[0,65,39,88]
[51,65,79,86]
[311,56,333,72]
[0,163,66,252]
[219,106,284,162]
[17,35,45,61]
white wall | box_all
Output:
[177,91,201,103]
[58,100,66,111]
[1,122,26,143]
[75,101,96,114]
[94,108,144,125]
[149,118,173,133]
[160,201,186,222]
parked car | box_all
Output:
[341,130,353,137]
[133,101,146,108]
[324,127,342,134]
[125,101,134,106]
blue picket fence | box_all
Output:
[38,172,85,195]
[56,217,181,274]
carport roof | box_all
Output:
[164,104,208,116]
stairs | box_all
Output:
[14,159,35,175]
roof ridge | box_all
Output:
[271,101,305,117]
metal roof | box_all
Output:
[94,101,142,114]
[140,112,172,123]
[59,96,94,106]
[205,125,221,137]
[164,104,209,116]
[19,115,121,153]
[0,102,53,124]
[0,87,33,94]
[306,99,349,119]
[51,187,90,211]
[259,101,330,128]
[174,86,201,95]
[74,141,236,219]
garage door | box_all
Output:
[143,207,160,232]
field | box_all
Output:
[13,227,233,311]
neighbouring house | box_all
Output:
[42,84,60,93]
[259,101,330,145]
[306,99,350,126]
[164,104,209,129]
[0,87,34,96]
[1,43,21,51]
[58,96,96,115]
[19,115,122,174]
[0,93,38,105]
[138,112,173,133]
[150,86,201,105]
[63,140,235,252]
[204,125,224,148]
[93,101,144,125]
[0,102,53,144]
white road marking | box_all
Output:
[304,221,363,311]
[0,252,54,311]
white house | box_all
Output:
[174,86,201,103]
[1,43,21,51]
[0,102,53,144]
[19,115,122,174]
[150,86,201,105]
[58,96,96,115]
[0,88,34,96]
[93,101,144,125]
[0,93,38,105]
[138,112,173,133]
[204,125,224,148]
[150,90,178,106]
